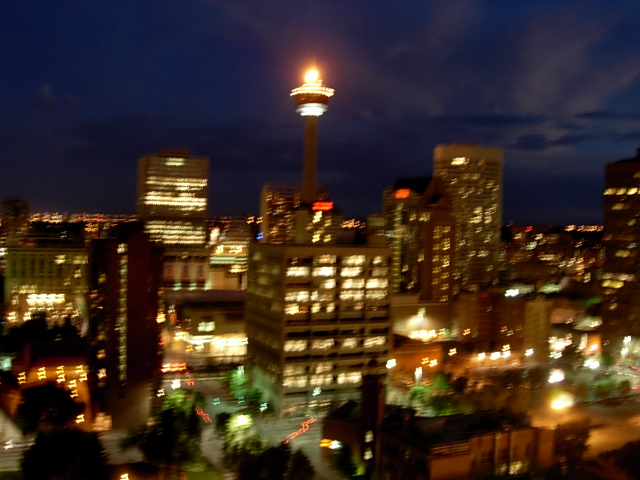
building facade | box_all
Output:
[602,149,640,347]
[433,144,503,289]
[245,243,392,416]
[89,223,164,429]
[4,222,88,327]
[137,149,209,247]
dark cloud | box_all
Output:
[2,1,640,223]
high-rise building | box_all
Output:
[137,149,209,246]
[602,149,640,346]
[433,143,503,288]
[245,243,392,416]
[382,177,455,302]
[89,223,164,428]
[2,198,30,243]
[381,177,456,340]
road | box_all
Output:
[531,397,640,457]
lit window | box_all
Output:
[284,340,308,352]
[341,267,363,277]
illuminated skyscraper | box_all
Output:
[245,244,391,416]
[137,149,209,246]
[383,177,455,301]
[259,183,339,244]
[433,143,503,288]
[602,149,640,345]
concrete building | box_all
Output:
[137,149,210,291]
[88,223,163,429]
[455,289,552,365]
[245,243,392,416]
[164,289,246,366]
[1,198,30,243]
[433,144,503,289]
[258,184,336,245]
[3,222,88,328]
[209,218,252,290]
[381,177,456,340]
[602,149,640,347]
[322,380,554,480]
[378,410,554,479]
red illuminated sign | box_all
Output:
[395,188,410,199]
[312,201,334,211]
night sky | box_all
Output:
[2,1,640,225]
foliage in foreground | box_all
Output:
[554,420,591,472]
[122,389,206,479]
[21,428,109,480]
[217,412,314,480]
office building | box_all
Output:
[381,177,456,341]
[89,223,163,428]
[137,149,210,290]
[259,184,337,244]
[2,198,30,243]
[209,218,252,289]
[137,149,209,246]
[602,149,640,346]
[4,222,88,327]
[245,243,392,416]
[382,177,455,302]
[433,144,503,289]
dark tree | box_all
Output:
[16,382,85,435]
[122,389,204,478]
[21,427,108,480]
[285,449,314,480]
[451,375,469,394]
[215,411,232,437]
[331,443,357,478]
[554,421,590,472]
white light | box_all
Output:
[386,359,397,369]
[505,288,519,297]
[329,440,342,450]
[296,103,328,116]
[584,358,599,370]
[525,349,534,357]
[548,369,565,383]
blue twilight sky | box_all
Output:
[2,1,640,224]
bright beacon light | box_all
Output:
[305,69,320,83]
[290,67,334,117]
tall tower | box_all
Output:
[433,143,503,289]
[290,68,335,206]
[602,148,640,347]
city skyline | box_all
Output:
[2,2,640,224]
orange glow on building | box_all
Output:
[312,201,334,211]
[394,188,411,199]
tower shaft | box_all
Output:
[301,115,319,205]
